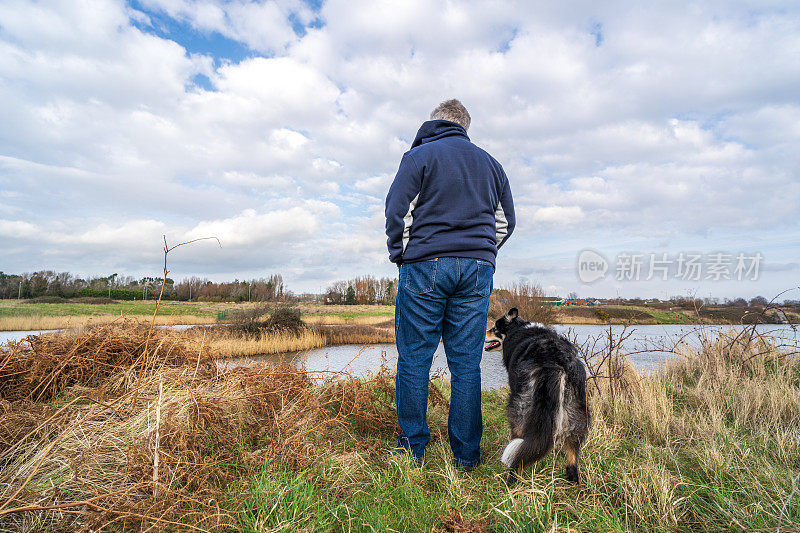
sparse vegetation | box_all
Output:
[0,300,398,332]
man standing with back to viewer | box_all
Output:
[385,99,516,470]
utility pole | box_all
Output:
[189,284,191,302]
[18,281,21,299]
[248,283,251,302]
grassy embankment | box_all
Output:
[4,297,795,333]
[0,322,797,531]
[0,300,217,331]
[556,303,800,325]
[0,300,394,332]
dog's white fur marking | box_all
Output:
[553,373,567,441]
[501,438,524,467]
[523,322,546,329]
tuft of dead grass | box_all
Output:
[0,322,207,402]
[432,507,490,532]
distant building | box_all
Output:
[553,298,596,307]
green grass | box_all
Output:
[228,382,799,532]
[604,305,698,324]
[0,300,395,320]
[0,299,215,318]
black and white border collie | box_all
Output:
[485,308,590,483]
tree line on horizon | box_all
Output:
[0,270,796,307]
[0,271,287,302]
[0,270,398,305]
[322,276,398,305]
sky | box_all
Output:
[1,0,799,300]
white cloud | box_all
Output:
[0,0,798,297]
[185,206,317,246]
[354,174,392,197]
[529,206,586,225]
[136,0,308,52]
[0,219,40,239]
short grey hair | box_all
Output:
[430,99,471,130]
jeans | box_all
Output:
[395,257,494,466]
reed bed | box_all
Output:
[0,323,797,531]
[0,315,216,332]
[192,323,394,360]
[317,324,395,345]
[205,328,328,358]
[303,315,393,326]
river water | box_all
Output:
[3,323,796,390]
[221,324,799,390]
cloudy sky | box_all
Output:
[1,0,799,299]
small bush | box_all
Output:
[23,296,119,305]
[595,309,611,322]
[489,282,555,324]
[229,306,304,336]
[23,296,67,304]
[72,297,117,304]
[229,305,271,335]
[265,307,304,335]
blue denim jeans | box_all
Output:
[395,257,494,466]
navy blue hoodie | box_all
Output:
[385,120,515,267]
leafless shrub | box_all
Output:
[489,281,555,324]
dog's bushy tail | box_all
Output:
[501,364,564,471]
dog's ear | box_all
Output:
[506,308,518,320]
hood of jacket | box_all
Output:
[410,120,470,149]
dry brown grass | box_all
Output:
[0,322,406,531]
[317,324,394,345]
[303,315,391,325]
[197,323,394,359]
[0,322,205,402]
[0,315,216,332]
[204,328,328,358]
[569,326,800,531]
